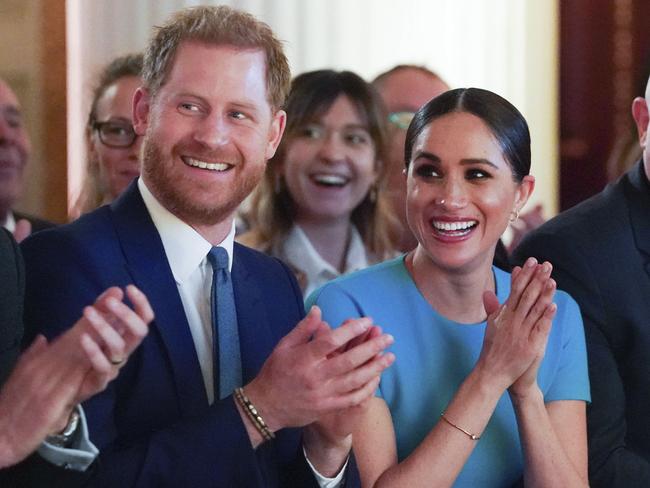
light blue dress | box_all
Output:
[306,256,590,487]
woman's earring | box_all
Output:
[369,185,377,203]
[509,208,520,223]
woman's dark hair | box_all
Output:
[404,87,531,182]
[282,70,388,162]
[243,69,399,259]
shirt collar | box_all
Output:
[2,211,15,233]
[138,178,235,283]
[281,224,369,280]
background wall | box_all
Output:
[67,0,559,217]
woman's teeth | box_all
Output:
[431,220,477,233]
[312,173,348,187]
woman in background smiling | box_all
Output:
[240,69,398,296]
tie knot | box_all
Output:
[207,246,229,270]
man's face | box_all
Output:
[133,41,285,231]
[375,68,449,250]
[0,79,30,214]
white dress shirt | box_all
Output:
[278,224,370,298]
[1,211,16,233]
[139,178,233,404]
[138,179,344,486]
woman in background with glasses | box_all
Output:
[240,70,399,297]
[72,53,143,218]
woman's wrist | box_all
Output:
[469,361,511,396]
[508,383,543,405]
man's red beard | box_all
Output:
[141,134,264,227]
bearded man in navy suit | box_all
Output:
[513,72,650,487]
[21,6,393,487]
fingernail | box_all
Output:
[107,297,120,310]
[358,318,371,331]
[525,257,537,267]
[383,334,394,345]
[542,262,551,273]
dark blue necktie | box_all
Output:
[207,247,241,400]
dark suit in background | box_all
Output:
[0,229,89,487]
[513,160,650,487]
[0,228,22,389]
[20,184,344,487]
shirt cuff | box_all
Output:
[37,406,99,471]
[303,445,348,488]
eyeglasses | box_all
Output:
[92,120,137,148]
[387,111,415,130]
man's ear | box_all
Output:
[132,87,151,136]
[265,109,287,160]
[632,97,649,149]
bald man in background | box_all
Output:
[373,65,449,252]
[0,78,54,242]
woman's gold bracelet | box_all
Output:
[234,387,276,441]
[440,412,481,441]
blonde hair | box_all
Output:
[243,70,399,260]
[142,5,290,110]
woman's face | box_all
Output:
[406,111,533,271]
[89,75,142,201]
[280,95,378,226]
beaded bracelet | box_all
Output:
[234,387,276,441]
[440,412,481,441]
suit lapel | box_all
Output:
[625,161,650,277]
[110,183,209,415]
[231,244,276,383]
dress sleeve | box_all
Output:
[544,293,590,403]
[305,283,366,329]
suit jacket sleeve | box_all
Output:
[21,226,359,487]
[514,231,650,487]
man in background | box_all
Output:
[0,78,54,241]
[373,65,449,252]
[513,72,650,486]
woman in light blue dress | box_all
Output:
[308,88,589,487]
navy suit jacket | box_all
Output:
[21,183,346,487]
[513,161,650,487]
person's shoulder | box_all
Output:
[513,187,616,266]
[20,206,114,259]
[233,241,296,282]
[13,211,56,233]
[312,256,406,299]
